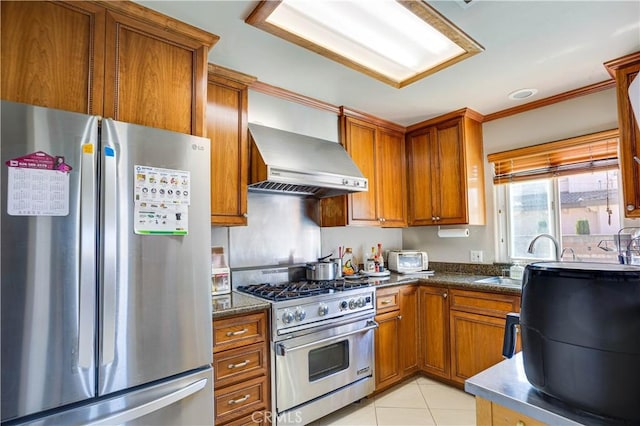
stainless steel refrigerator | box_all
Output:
[1,100,214,425]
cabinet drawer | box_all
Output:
[224,411,268,426]
[491,401,546,426]
[214,375,268,425]
[376,288,400,313]
[449,289,519,318]
[213,342,268,388]
[213,311,267,353]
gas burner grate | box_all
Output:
[237,278,372,301]
[237,281,334,301]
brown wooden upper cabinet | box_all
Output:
[321,108,407,227]
[1,0,218,136]
[605,52,640,218]
[206,64,256,226]
[406,108,486,226]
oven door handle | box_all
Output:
[276,320,378,356]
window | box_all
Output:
[505,170,621,263]
[489,130,622,263]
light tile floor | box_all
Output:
[309,376,476,426]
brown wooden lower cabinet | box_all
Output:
[214,376,269,425]
[419,286,450,379]
[415,286,521,386]
[449,310,511,384]
[448,289,520,385]
[476,397,547,426]
[213,310,270,425]
[374,309,402,389]
[374,285,419,392]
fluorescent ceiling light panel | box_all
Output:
[246,0,484,88]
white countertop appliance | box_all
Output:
[387,250,428,273]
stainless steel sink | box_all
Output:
[474,276,522,286]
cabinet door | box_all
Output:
[406,129,437,225]
[104,10,209,136]
[449,310,508,384]
[345,117,379,225]
[1,1,105,114]
[207,74,249,226]
[377,128,407,227]
[399,285,419,375]
[434,119,468,224]
[616,64,640,217]
[374,310,401,390]
[419,286,450,379]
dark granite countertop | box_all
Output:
[211,269,522,318]
[465,353,627,426]
[369,271,522,295]
[211,291,270,319]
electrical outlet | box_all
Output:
[470,250,483,263]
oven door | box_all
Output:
[275,316,377,413]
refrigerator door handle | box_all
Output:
[91,378,208,425]
[102,144,117,365]
[79,142,97,369]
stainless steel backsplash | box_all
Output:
[227,192,321,268]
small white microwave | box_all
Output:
[387,251,428,274]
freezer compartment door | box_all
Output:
[98,119,212,396]
[12,368,214,426]
[1,101,98,421]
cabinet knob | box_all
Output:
[397,315,402,320]
[443,292,448,299]
[634,156,640,165]
[435,216,441,221]
[431,216,436,221]
[242,213,248,218]
[627,204,636,212]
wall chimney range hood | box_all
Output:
[248,123,368,198]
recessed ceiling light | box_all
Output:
[508,88,538,100]
[246,0,484,88]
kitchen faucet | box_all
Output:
[527,233,561,261]
[560,247,576,261]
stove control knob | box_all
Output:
[295,309,306,321]
[356,297,365,308]
[282,311,294,324]
[318,304,329,316]
[348,299,357,310]
[339,301,348,311]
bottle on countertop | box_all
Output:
[510,262,524,280]
[342,247,356,275]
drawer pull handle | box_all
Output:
[381,300,392,305]
[226,328,248,337]
[228,394,251,405]
[228,360,250,369]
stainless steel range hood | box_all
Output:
[248,123,368,198]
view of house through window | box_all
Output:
[508,169,621,263]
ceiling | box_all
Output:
[136,1,640,126]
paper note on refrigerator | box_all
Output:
[133,165,190,235]
[6,159,70,216]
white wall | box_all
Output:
[402,89,626,264]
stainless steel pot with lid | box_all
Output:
[306,254,338,281]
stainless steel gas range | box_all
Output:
[234,267,377,425]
